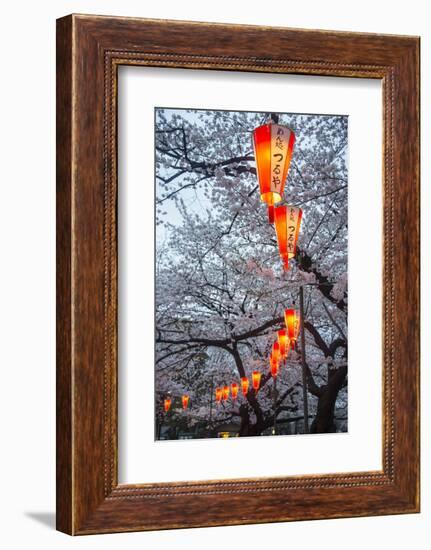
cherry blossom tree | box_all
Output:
[155,108,348,438]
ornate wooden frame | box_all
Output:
[56,14,420,534]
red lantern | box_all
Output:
[277,329,289,359]
[231,382,239,400]
[285,308,300,346]
[222,385,230,401]
[252,371,262,391]
[272,341,281,362]
[164,397,171,413]
[270,360,279,378]
[182,395,189,410]
[270,340,280,374]
[252,123,296,208]
[240,377,249,396]
[274,205,302,269]
[215,387,222,404]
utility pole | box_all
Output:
[157,413,162,440]
[299,286,310,434]
[208,375,214,437]
[273,375,278,435]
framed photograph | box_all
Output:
[56,14,420,534]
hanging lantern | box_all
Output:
[222,385,230,401]
[252,123,296,208]
[274,205,303,269]
[285,308,300,346]
[269,351,278,371]
[286,205,302,258]
[182,394,190,410]
[231,382,239,400]
[252,371,262,391]
[277,329,290,359]
[270,339,280,373]
[270,360,279,378]
[163,397,171,413]
[240,377,249,395]
[215,387,222,404]
[272,341,281,362]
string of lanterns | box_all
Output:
[215,374,260,406]
[161,119,305,427]
[252,122,302,271]
[162,308,300,412]
[268,308,301,379]
[200,308,300,434]
[163,394,190,413]
[253,121,304,402]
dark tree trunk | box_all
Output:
[310,366,347,433]
[238,400,267,436]
[238,405,253,436]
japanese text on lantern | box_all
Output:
[270,126,287,191]
[287,206,301,256]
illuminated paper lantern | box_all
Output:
[274,205,302,269]
[277,329,290,359]
[215,387,222,404]
[270,360,279,378]
[286,205,302,258]
[164,397,171,413]
[231,382,239,400]
[270,341,280,374]
[272,341,281,362]
[285,308,300,346]
[252,371,262,391]
[252,123,295,207]
[182,394,190,410]
[269,351,278,370]
[222,385,230,401]
[270,351,278,366]
[240,377,249,395]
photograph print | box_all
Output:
[154,107,348,441]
